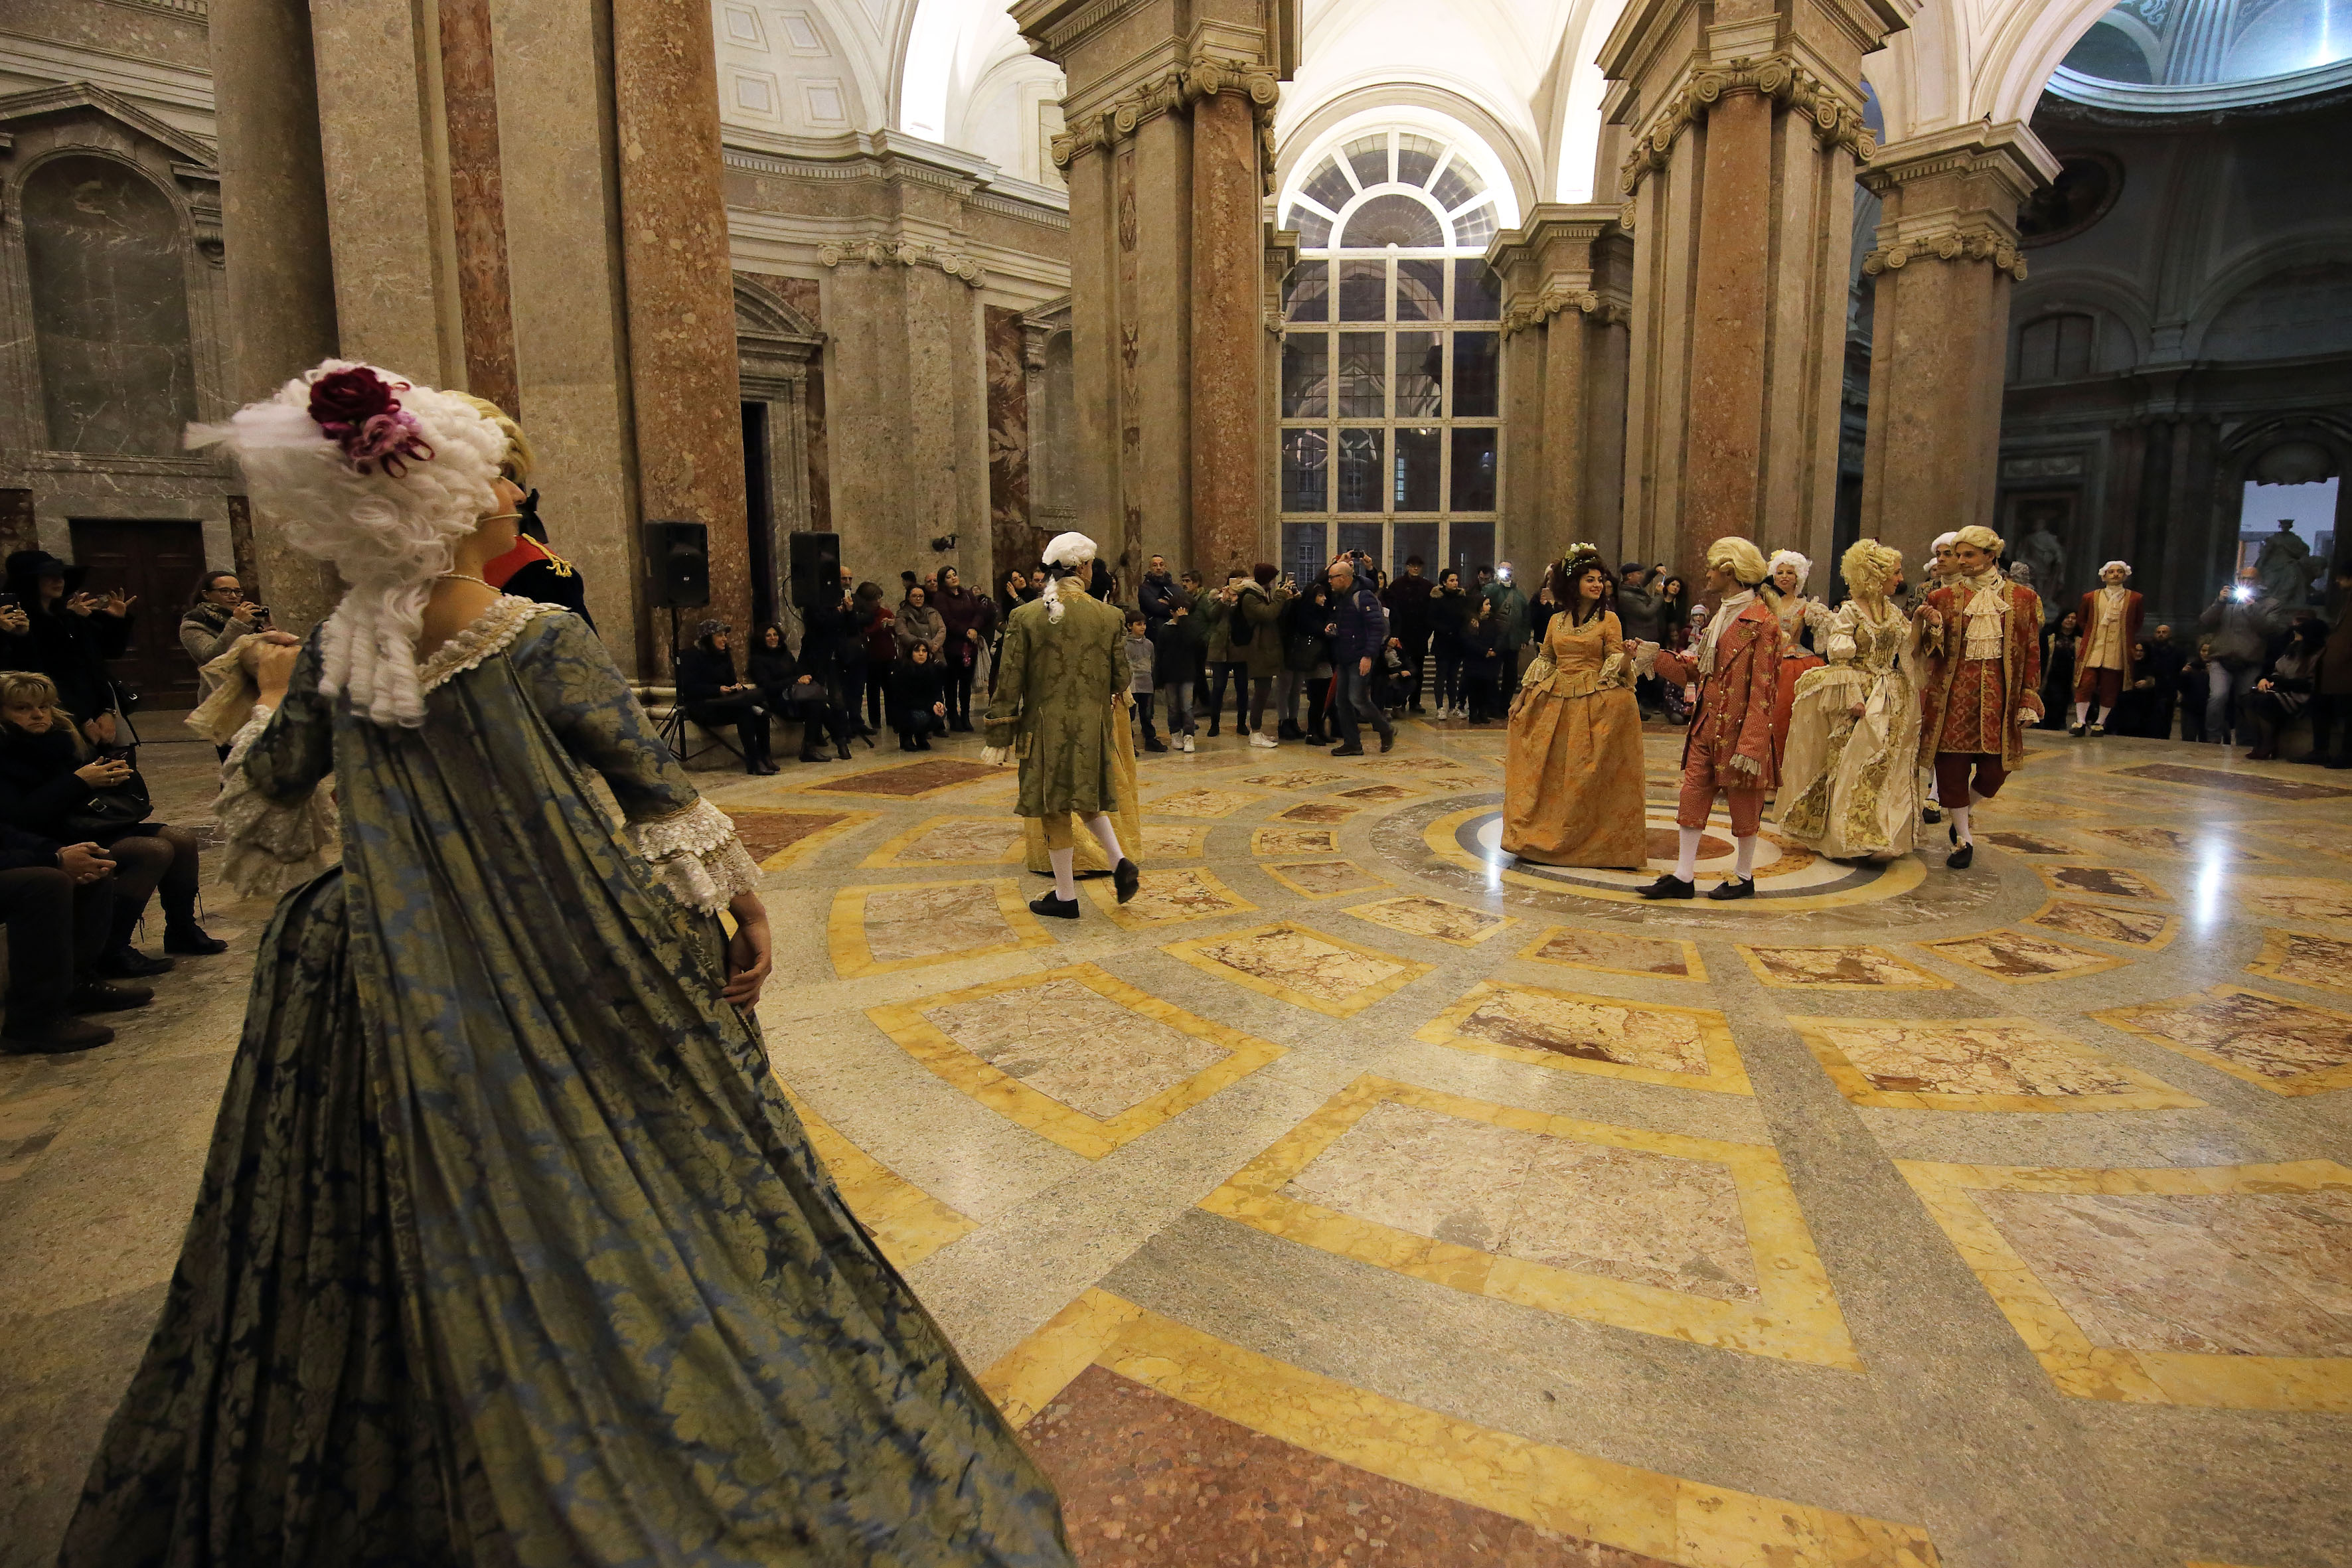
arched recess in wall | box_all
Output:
[2218,414,2352,593]
[892,0,1063,171]
[19,152,197,456]
[1275,91,1535,227]
[711,1,876,133]
[1865,0,2122,143]
[2187,240,2352,361]
[734,277,826,625]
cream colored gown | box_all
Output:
[1777,597,1923,858]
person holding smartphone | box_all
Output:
[2,551,135,751]
[182,572,265,753]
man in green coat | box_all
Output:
[983,531,1140,917]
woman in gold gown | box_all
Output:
[1503,548,1648,868]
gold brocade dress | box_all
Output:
[1502,609,1648,868]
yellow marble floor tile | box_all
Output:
[1736,943,1951,990]
[1332,781,1427,803]
[1237,767,1352,791]
[1416,979,1753,1093]
[1898,1158,2352,1411]
[1518,924,1707,981]
[1918,928,2132,984]
[858,813,1026,869]
[2023,898,2179,951]
[2079,826,2275,861]
[1079,864,1255,929]
[2094,984,2352,1095]
[2234,874,2352,926]
[1198,1075,1856,1367]
[1162,920,1434,1018]
[721,806,878,870]
[1137,822,1210,860]
[1258,858,1391,900]
[2246,927,2352,996]
[824,878,1058,978]
[865,963,1285,1160]
[1273,799,1360,824]
[2035,864,2171,902]
[1147,786,1263,817]
[773,1082,974,1267]
[1251,824,1341,856]
[1976,829,2078,856]
[1344,894,1516,947]
[982,1290,1936,1567]
[1790,1016,2200,1113]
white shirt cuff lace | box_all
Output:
[216,702,342,900]
[625,797,761,913]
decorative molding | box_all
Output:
[0,80,218,168]
[1861,224,2027,282]
[1500,287,1626,337]
[1263,306,1285,336]
[1617,53,1874,198]
[1050,52,1281,190]
[816,238,986,287]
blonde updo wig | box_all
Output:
[187,360,507,727]
[1841,538,1902,595]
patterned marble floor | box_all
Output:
[4,720,2350,1566]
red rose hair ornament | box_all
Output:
[306,366,435,476]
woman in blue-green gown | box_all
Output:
[58,364,1073,1567]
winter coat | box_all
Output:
[1615,580,1663,645]
[181,601,259,705]
[1457,613,1504,675]
[1283,590,1334,674]
[1138,572,1182,627]
[890,657,946,720]
[0,722,103,844]
[1332,582,1389,665]
[2201,593,2286,669]
[894,601,946,661]
[675,645,748,709]
[1198,586,1241,662]
[1,554,131,724]
[933,585,996,670]
[1125,633,1154,694]
[1482,581,1531,651]
[1381,574,1437,645]
[1235,583,1289,680]
[1429,586,1472,653]
[1148,613,1198,686]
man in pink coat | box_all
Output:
[1641,536,1781,900]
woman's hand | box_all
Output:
[82,713,118,747]
[0,605,26,636]
[58,842,112,884]
[722,890,772,1006]
[75,756,131,787]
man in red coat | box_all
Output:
[2071,560,2142,735]
[1919,524,2043,868]
[1641,536,1780,901]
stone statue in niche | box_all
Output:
[2255,518,2324,607]
[22,156,198,456]
[2016,507,2068,615]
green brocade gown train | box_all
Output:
[58,597,1074,1568]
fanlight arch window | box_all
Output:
[1275,128,1506,586]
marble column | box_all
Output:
[1490,205,1633,570]
[208,0,343,632]
[611,0,753,654]
[1856,123,2053,575]
[1022,0,1293,580]
[1601,0,1900,579]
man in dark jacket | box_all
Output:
[1326,560,1394,755]
[1138,554,1182,629]
[1381,556,1438,713]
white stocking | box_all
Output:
[2094,706,2111,726]
[2073,701,2090,726]
[1950,804,1972,845]
[1050,846,1077,900]
[1733,834,1757,879]
[1086,813,1125,866]
[1674,826,1703,881]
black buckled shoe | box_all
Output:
[1029,892,1081,919]
[1113,858,1140,904]
[1946,842,1975,870]
[1706,876,1756,901]
[1639,873,1694,900]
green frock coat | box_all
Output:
[984,589,1131,819]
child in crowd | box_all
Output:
[1126,611,1162,753]
[1458,596,1504,724]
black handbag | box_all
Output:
[63,767,153,839]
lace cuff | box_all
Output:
[1629,641,1663,680]
[216,704,342,900]
[625,797,761,914]
[1517,653,1557,691]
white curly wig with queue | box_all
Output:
[1765,549,1812,593]
[186,360,507,728]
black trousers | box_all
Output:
[947,661,977,728]
[0,866,112,1021]
[1206,661,1252,732]
[688,693,769,763]
[2313,692,2352,760]
[775,689,850,752]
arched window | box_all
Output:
[22,156,197,455]
[1276,127,1506,584]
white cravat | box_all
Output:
[1699,589,1754,676]
[1958,569,2008,661]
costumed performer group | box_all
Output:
[1498,523,2043,893]
[62,360,1077,1567]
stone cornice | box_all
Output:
[0,78,217,167]
[1617,52,1875,204]
[815,238,988,289]
[1859,121,2059,204]
[1050,52,1281,191]
[1861,222,2027,281]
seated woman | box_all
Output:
[891,641,949,750]
[0,670,224,976]
[2241,622,2325,760]
[747,622,852,763]
[675,620,775,775]
[1503,548,1646,869]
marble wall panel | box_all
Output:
[984,304,1038,574]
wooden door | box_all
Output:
[68,518,208,710]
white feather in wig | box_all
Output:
[185,360,507,727]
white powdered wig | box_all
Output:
[2101,560,2132,578]
[1766,550,1811,592]
[187,360,506,727]
[1931,531,1958,551]
[1039,531,1097,623]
